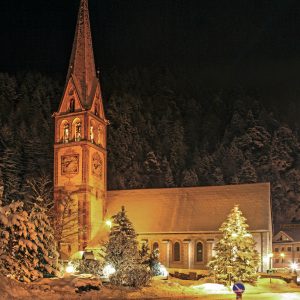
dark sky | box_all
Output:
[1,0,300,93]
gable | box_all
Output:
[58,78,83,114]
[106,183,271,234]
[273,231,294,242]
[89,84,106,119]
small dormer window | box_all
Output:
[63,123,70,143]
[70,99,75,112]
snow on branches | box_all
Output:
[0,201,58,282]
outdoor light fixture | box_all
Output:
[103,264,116,277]
[105,219,112,228]
[290,263,298,271]
[280,252,285,258]
[65,263,75,274]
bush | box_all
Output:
[110,263,151,288]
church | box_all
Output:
[53,0,272,271]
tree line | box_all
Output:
[0,69,300,225]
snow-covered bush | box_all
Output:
[110,263,151,288]
[71,259,103,276]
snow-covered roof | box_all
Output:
[106,183,271,234]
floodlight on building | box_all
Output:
[105,219,112,228]
[280,252,285,258]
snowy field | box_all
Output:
[1,275,300,299]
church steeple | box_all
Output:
[67,0,97,108]
[54,0,108,257]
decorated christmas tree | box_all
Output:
[105,206,151,287]
[208,205,259,285]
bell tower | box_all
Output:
[53,0,108,257]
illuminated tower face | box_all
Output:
[53,0,108,257]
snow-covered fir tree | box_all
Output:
[29,205,58,277]
[208,205,259,285]
[0,201,58,282]
[105,206,151,287]
[0,201,39,282]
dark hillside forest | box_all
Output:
[1,69,300,225]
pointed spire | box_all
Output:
[67,0,97,106]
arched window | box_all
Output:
[90,125,94,143]
[174,242,180,261]
[69,98,75,112]
[63,122,70,143]
[97,126,102,146]
[153,242,159,251]
[75,121,81,141]
[196,242,203,262]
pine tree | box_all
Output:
[105,206,151,287]
[181,169,198,187]
[238,160,257,183]
[0,201,40,282]
[28,205,58,277]
[208,205,259,285]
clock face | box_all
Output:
[92,153,103,178]
[61,154,79,175]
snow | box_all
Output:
[0,275,300,299]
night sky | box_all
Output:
[1,0,300,97]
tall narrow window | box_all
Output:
[153,242,159,251]
[95,104,99,116]
[69,99,75,112]
[75,122,81,141]
[63,123,70,143]
[90,125,94,143]
[196,242,203,262]
[174,242,180,261]
[97,126,102,146]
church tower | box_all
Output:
[53,0,108,257]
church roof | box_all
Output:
[66,0,98,108]
[106,183,271,234]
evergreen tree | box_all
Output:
[208,205,259,285]
[105,206,151,287]
[237,160,257,183]
[181,169,198,187]
[28,205,58,277]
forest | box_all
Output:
[0,68,300,225]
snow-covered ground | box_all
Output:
[1,275,300,299]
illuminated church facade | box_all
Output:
[54,0,272,271]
